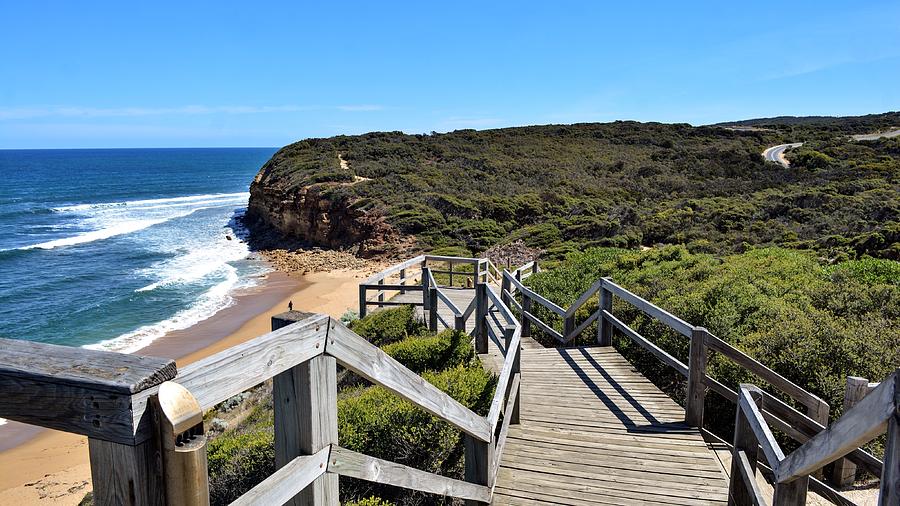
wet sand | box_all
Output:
[0,266,372,505]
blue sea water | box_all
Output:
[0,148,277,356]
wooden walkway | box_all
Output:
[386,287,730,505]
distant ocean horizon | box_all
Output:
[0,148,278,359]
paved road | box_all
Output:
[851,128,900,141]
[761,128,900,167]
[762,142,803,167]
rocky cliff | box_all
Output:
[244,146,403,257]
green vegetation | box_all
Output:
[254,114,899,260]
[205,307,494,505]
[525,246,900,447]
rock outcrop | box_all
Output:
[244,152,403,258]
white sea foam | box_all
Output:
[85,266,242,354]
[0,418,6,426]
[16,192,249,251]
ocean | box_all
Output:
[0,148,277,359]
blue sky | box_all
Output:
[1,1,898,148]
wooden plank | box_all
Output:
[523,311,564,342]
[488,333,522,429]
[88,437,165,506]
[565,278,605,318]
[360,283,423,291]
[704,332,824,412]
[685,327,708,427]
[736,450,769,506]
[328,445,490,502]
[738,385,785,467]
[833,376,871,486]
[175,313,328,411]
[362,300,424,307]
[880,376,900,506]
[601,279,693,337]
[486,285,518,326]
[0,338,176,445]
[565,309,599,342]
[272,312,339,505]
[492,374,520,483]
[504,272,566,317]
[603,310,688,377]
[365,254,426,284]
[230,447,329,506]
[730,386,761,506]
[465,433,493,504]
[327,322,491,442]
[435,287,464,315]
[775,369,897,483]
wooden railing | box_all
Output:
[0,310,511,505]
[729,377,899,505]
[498,267,891,504]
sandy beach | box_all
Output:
[0,261,376,505]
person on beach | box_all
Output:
[288,300,293,311]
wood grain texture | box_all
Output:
[685,327,708,427]
[602,310,688,377]
[776,370,896,484]
[229,447,329,506]
[328,445,491,503]
[0,338,175,444]
[175,313,328,411]
[602,278,693,337]
[327,321,492,442]
[88,437,165,506]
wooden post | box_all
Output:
[0,339,178,506]
[422,267,431,309]
[377,279,385,308]
[358,284,367,319]
[597,279,613,346]
[455,314,466,332]
[807,400,831,481]
[449,262,454,287]
[510,336,521,426]
[521,295,532,338]
[774,477,809,505]
[429,287,439,332]
[464,434,493,505]
[729,385,761,506]
[475,282,488,354]
[685,327,708,428]
[272,313,339,506]
[879,373,900,505]
[88,438,166,506]
[833,376,870,487]
[563,315,575,344]
[503,325,515,353]
[399,268,406,294]
[500,275,511,308]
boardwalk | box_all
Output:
[388,286,730,505]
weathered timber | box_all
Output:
[328,445,491,503]
[775,369,897,483]
[271,312,338,505]
[879,373,900,505]
[602,278,693,337]
[326,321,491,442]
[685,327,708,427]
[833,376,872,486]
[0,337,175,445]
[730,386,762,506]
[175,313,328,411]
[229,447,329,506]
[602,310,688,377]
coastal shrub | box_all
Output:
[349,305,426,346]
[346,498,396,506]
[207,402,276,505]
[338,364,495,503]
[381,329,473,373]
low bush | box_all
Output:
[382,329,473,373]
[350,305,427,346]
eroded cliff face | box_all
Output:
[245,158,401,258]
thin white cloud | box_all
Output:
[0,104,385,120]
[337,104,385,112]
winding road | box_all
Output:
[762,142,803,167]
[762,128,900,167]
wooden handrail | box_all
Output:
[738,385,786,467]
[364,254,425,284]
[503,271,566,317]
[230,446,329,506]
[776,370,897,484]
[327,322,492,442]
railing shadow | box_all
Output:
[552,347,663,428]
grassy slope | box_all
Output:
[256,118,899,260]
